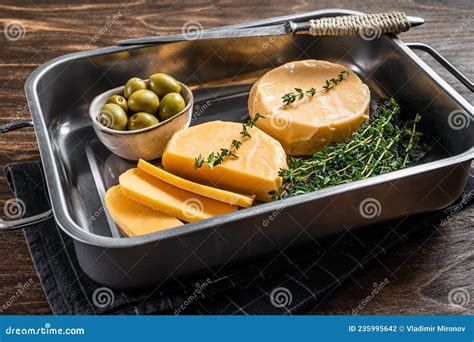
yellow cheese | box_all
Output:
[119,168,237,222]
[162,121,287,202]
[248,59,370,155]
[105,185,183,237]
[138,159,255,208]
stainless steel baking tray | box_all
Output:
[2,9,472,289]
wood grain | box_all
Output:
[0,0,472,314]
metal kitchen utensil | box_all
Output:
[1,9,472,289]
[118,12,424,46]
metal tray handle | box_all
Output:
[406,42,474,92]
[0,119,53,230]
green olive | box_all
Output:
[148,73,182,97]
[106,95,128,112]
[123,77,147,98]
[127,112,159,131]
[128,89,160,114]
[99,103,128,131]
[159,92,186,121]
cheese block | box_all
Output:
[105,185,183,237]
[138,159,255,208]
[162,121,287,202]
[119,168,237,222]
[248,59,370,155]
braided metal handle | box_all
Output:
[308,12,411,37]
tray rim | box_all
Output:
[25,9,473,248]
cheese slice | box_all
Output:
[119,168,237,222]
[248,59,370,155]
[162,121,287,202]
[105,185,183,237]
[138,159,255,208]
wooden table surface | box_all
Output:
[0,0,472,315]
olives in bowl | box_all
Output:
[128,112,160,131]
[159,92,186,121]
[149,73,182,97]
[106,95,128,112]
[89,72,193,161]
[99,103,128,131]
[128,90,160,114]
[124,78,147,99]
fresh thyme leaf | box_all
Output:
[231,139,242,149]
[253,112,265,121]
[194,154,204,168]
[271,98,424,200]
[240,123,251,138]
[194,114,266,169]
[282,70,349,107]
[255,114,264,120]
[220,148,229,158]
[322,71,348,93]
[206,152,216,169]
[294,88,304,100]
[306,87,317,97]
[282,93,296,106]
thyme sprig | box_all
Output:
[270,99,423,200]
[194,113,265,169]
[282,70,349,107]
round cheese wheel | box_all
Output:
[248,60,370,155]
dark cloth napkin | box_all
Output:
[5,161,474,315]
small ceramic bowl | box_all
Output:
[89,82,193,161]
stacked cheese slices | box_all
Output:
[105,122,287,237]
[248,60,370,155]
